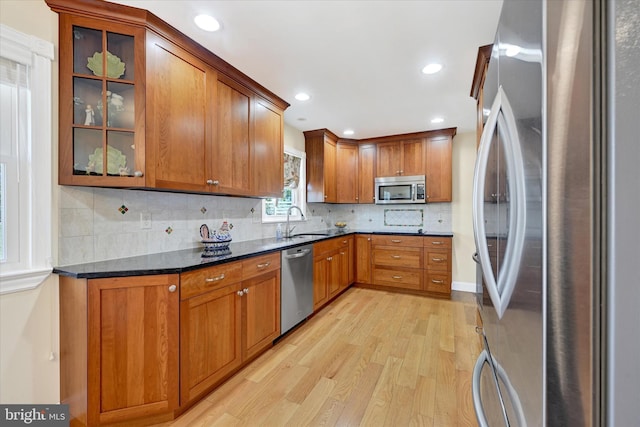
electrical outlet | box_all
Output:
[140,212,152,229]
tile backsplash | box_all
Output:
[58,187,451,266]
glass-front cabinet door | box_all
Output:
[59,16,145,186]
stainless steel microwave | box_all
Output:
[374,175,426,204]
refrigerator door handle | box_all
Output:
[472,86,527,319]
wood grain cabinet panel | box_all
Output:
[253,98,284,197]
[425,135,453,202]
[305,129,338,203]
[212,75,252,195]
[313,237,352,311]
[358,144,376,204]
[423,236,453,297]
[146,34,214,192]
[355,234,372,284]
[336,143,359,203]
[244,269,281,360]
[376,139,424,177]
[87,275,179,425]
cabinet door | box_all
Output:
[347,236,355,285]
[146,33,213,192]
[243,269,281,360]
[425,135,453,202]
[212,74,252,195]
[87,275,179,425]
[358,144,376,203]
[58,16,146,187]
[313,254,329,310]
[336,143,359,203]
[323,138,337,202]
[180,281,243,405]
[376,142,402,176]
[355,234,372,284]
[327,250,341,298]
[254,98,284,197]
[401,139,425,176]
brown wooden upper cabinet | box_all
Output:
[425,134,454,202]
[336,142,359,203]
[304,129,338,203]
[48,0,288,197]
[376,139,425,177]
[358,143,376,204]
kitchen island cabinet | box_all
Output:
[59,274,179,426]
[47,0,288,197]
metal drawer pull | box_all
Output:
[432,258,444,262]
[391,255,401,259]
[237,290,244,296]
[431,241,443,245]
[392,275,402,279]
[340,252,345,255]
[327,257,333,261]
[168,285,177,293]
[431,279,445,284]
[205,274,225,282]
[391,239,402,243]
[257,262,271,268]
[243,288,249,294]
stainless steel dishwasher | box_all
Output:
[281,244,314,335]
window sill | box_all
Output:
[0,267,53,295]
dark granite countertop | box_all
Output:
[54,229,453,279]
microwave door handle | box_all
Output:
[412,183,417,202]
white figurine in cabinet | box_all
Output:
[84,104,95,126]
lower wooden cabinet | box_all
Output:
[180,253,280,406]
[313,236,353,311]
[358,234,453,298]
[59,274,180,426]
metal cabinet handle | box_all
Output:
[432,258,444,262]
[243,288,249,294]
[340,252,345,255]
[133,170,143,177]
[237,290,244,296]
[168,285,177,293]
[431,241,443,245]
[342,240,347,244]
[391,239,402,243]
[257,262,271,268]
[206,179,220,185]
[392,275,402,280]
[431,279,445,284]
[205,274,225,282]
[391,255,401,259]
[367,237,371,241]
[327,257,333,261]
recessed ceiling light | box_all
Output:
[295,93,311,101]
[431,117,445,124]
[343,129,354,136]
[422,63,443,75]
[194,14,220,32]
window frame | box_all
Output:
[0,24,54,294]
[261,147,306,224]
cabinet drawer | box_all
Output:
[242,252,280,280]
[423,236,452,249]
[424,272,451,295]
[181,261,243,300]
[371,235,423,247]
[373,267,422,290]
[425,249,450,271]
[372,247,422,269]
[314,236,348,256]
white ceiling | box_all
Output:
[113,0,503,139]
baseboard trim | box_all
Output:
[452,281,476,293]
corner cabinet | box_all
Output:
[59,274,179,426]
[305,129,338,203]
[48,0,288,197]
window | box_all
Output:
[0,24,54,294]
[262,147,306,223]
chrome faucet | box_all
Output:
[285,205,305,238]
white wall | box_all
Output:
[0,0,60,404]
[451,131,478,285]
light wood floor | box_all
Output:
[159,287,482,427]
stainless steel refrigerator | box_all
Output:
[471,0,640,425]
